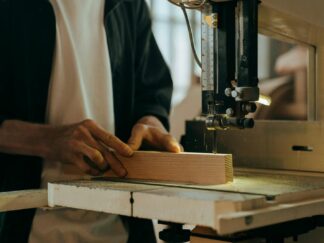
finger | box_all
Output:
[180,144,185,152]
[160,134,182,153]
[74,157,101,176]
[85,121,133,157]
[80,129,110,171]
[147,127,181,153]
[78,143,107,171]
[103,150,127,177]
[127,124,147,151]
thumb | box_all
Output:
[161,135,181,153]
[127,124,146,151]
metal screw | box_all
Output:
[231,90,239,98]
[224,88,232,97]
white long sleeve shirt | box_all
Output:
[29,0,128,242]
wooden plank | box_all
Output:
[48,180,163,216]
[104,151,233,185]
[0,189,47,212]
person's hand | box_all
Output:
[127,116,181,153]
[45,119,133,176]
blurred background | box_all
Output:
[146,0,201,106]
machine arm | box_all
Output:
[170,0,260,130]
[203,0,259,130]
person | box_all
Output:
[0,0,181,242]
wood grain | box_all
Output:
[104,151,233,185]
[0,189,47,212]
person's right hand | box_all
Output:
[45,119,133,176]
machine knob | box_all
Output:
[224,88,232,97]
[231,90,239,98]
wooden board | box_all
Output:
[0,189,47,212]
[104,151,233,185]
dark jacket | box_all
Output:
[0,0,173,242]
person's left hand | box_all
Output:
[127,116,181,153]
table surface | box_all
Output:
[48,169,324,235]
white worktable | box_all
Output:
[48,168,324,235]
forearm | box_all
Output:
[0,120,51,158]
[0,119,133,176]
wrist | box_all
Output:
[35,125,56,159]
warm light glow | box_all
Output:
[257,95,272,106]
